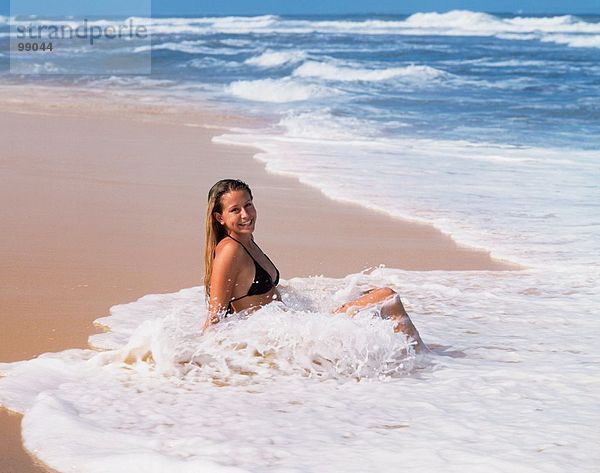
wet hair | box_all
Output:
[203,179,253,296]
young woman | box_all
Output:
[203,179,426,351]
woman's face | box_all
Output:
[215,190,256,236]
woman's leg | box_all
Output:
[334,287,427,352]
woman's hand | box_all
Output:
[201,311,221,335]
[332,302,360,316]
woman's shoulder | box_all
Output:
[214,237,247,261]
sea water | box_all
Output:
[1,11,599,472]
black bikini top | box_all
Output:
[224,235,280,314]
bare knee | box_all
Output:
[377,287,397,299]
[367,287,399,308]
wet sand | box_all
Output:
[0,87,514,473]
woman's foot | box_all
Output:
[380,295,427,353]
[391,313,426,352]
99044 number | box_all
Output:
[17,42,53,52]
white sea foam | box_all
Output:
[135,40,253,55]
[541,33,600,48]
[1,268,599,472]
[120,12,600,49]
[277,110,383,140]
[215,118,600,269]
[134,40,203,54]
[204,14,280,31]
[245,49,307,67]
[461,58,555,68]
[507,14,599,33]
[219,38,253,47]
[185,57,240,69]
[293,61,449,82]
[405,11,600,35]
[406,11,600,48]
[126,15,280,35]
[226,78,334,103]
[403,10,500,31]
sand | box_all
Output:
[0,86,515,473]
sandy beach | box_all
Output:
[0,86,514,473]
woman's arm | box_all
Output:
[203,241,244,331]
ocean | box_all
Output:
[1,11,599,472]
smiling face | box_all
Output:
[215,189,256,238]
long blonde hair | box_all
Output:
[204,179,253,296]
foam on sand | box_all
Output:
[1,268,599,472]
[215,115,600,269]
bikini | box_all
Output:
[224,235,280,315]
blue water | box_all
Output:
[2,12,600,150]
[148,13,600,149]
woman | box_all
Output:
[203,179,426,351]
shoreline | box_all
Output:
[0,85,515,473]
